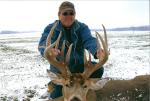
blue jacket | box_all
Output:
[38,20,99,73]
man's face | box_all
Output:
[59,10,75,27]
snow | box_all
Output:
[0,31,149,100]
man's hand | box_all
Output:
[96,49,110,61]
[50,48,60,57]
[96,49,105,61]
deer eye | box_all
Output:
[65,84,69,87]
[83,85,87,88]
[65,80,73,87]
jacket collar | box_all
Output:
[55,20,80,31]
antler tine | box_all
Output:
[84,49,92,64]
[44,22,69,77]
[65,44,73,75]
[46,21,58,47]
[47,31,62,49]
[102,24,108,49]
[84,49,88,65]
[65,44,73,65]
[88,50,92,62]
[83,49,93,74]
[60,40,65,58]
[55,31,62,49]
[83,25,109,78]
[95,31,108,58]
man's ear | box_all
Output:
[58,12,61,19]
[58,12,61,16]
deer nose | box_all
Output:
[71,97,81,101]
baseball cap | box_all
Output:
[59,1,75,13]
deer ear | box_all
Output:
[47,69,58,79]
[89,78,109,90]
[47,69,64,85]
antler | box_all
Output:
[44,22,72,79]
[45,23,109,101]
[83,24,109,78]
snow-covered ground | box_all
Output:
[0,31,149,100]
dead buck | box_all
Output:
[95,74,150,101]
[44,22,109,101]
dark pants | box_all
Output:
[49,63,104,99]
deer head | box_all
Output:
[44,22,109,101]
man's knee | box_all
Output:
[90,66,104,78]
[50,84,62,99]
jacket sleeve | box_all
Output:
[38,24,51,57]
[80,24,100,57]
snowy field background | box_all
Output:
[0,31,149,100]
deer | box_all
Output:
[44,21,109,101]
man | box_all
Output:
[38,1,105,100]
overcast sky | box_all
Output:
[0,0,149,31]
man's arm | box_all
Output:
[79,24,107,60]
[38,25,51,56]
[80,24,100,57]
